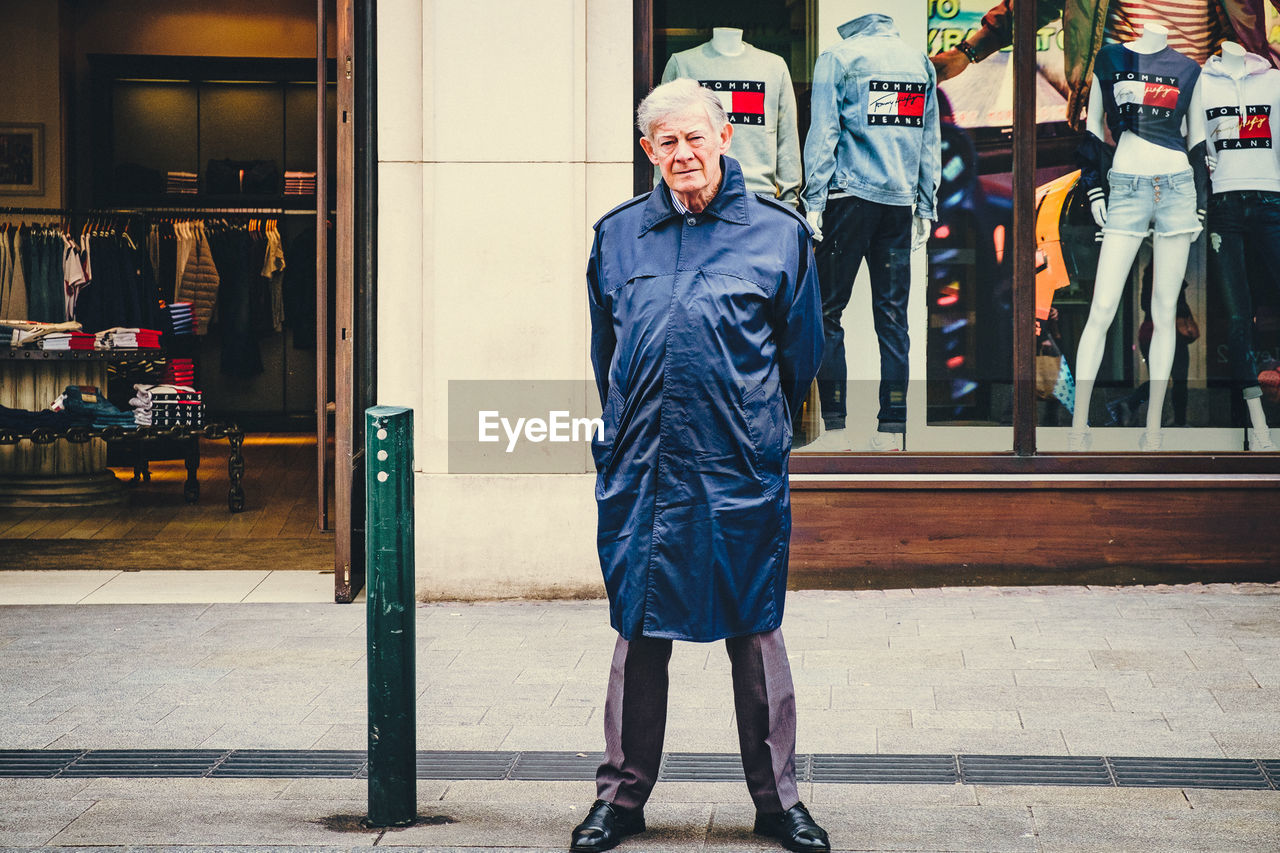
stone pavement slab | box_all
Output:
[1,583,1280,850]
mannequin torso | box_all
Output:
[1088,25,1192,177]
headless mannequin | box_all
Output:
[1219,39,1246,73]
[711,27,745,56]
[1207,41,1274,448]
[1071,24,1206,451]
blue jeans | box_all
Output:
[1206,190,1280,397]
[813,195,911,432]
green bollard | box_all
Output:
[365,406,416,827]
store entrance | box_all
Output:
[0,1,356,598]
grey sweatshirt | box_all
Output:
[661,41,802,206]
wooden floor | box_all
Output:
[0,433,335,571]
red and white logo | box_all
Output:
[699,80,766,126]
[868,80,927,127]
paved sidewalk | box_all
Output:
[2,583,1279,850]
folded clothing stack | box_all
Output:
[168,302,196,336]
[162,357,196,386]
[166,171,198,195]
[284,171,317,195]
[152,399,205,428]
[41,332,96,351]
[0,402,92,432]
[130,384,202,428]
[53,385,136,429]
[95,327,162,350]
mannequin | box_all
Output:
[1070,24,1207,451]
[710,27,744,56]
[1219,39,1245,73]
[1201,40,1280,451]
[660,28,801,206]
[802,13,941,449]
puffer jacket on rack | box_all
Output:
[175,221,220,335]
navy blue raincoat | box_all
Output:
[587,156,823,643]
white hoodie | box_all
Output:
[1202,51,1280,194]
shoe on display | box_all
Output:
[570,799,645,852]
[805,427,852,453]
[868,432,901,452]
[753,801,831,853]
[1248,428,1276,452]
[1067,430,1092,452]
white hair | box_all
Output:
[636,77,729,140]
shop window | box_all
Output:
[645,0,1017,452]
[1024,2,1280,453]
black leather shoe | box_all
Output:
[753,801,831,852]
[569,799,646,852]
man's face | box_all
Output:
[640,103,733,203]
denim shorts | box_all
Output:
[1103,169,1201,239]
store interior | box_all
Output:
[0,0,337,572]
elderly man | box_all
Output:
[573,77,827,853]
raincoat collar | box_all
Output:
[640,155,751,235]
[837,13,899,40]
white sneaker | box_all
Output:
[805,427,852,453]
[1248,428,1276,452]
[869,432,902,452]
[1067,430,1092,452]
[1138,430,1163,452]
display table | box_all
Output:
[0,349,245,511]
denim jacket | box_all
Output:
[802,15,940,219]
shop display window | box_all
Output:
[642,0,1280,460]
[646,0,1017,452]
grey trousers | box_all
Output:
[595,627,799,813]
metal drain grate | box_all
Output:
[415,750,517,780]
[660,752,745,782]
[959,755,1111,787]
[812,754,958,785]
[510,751,601,781]
[0,749,1276,789]
[1109,757,1271,790]
[213,750,365,778]
[61,749,226,778]
[1260,760,1280,789]
[0,750,80,778]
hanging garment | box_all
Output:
[803,14,941,219]
[173,220,196,296]
[207,223,263,378]
[261,222,287,331]
[23,228,66,324]
[10,227,28,321]
[0,225,11,320]
[175,221,221,335]
[660,41,802,206]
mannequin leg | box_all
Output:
[1071,232,1145,434]
[814,197,875,431]
[1143,233,1193,441]
[1208,191,1280,446]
